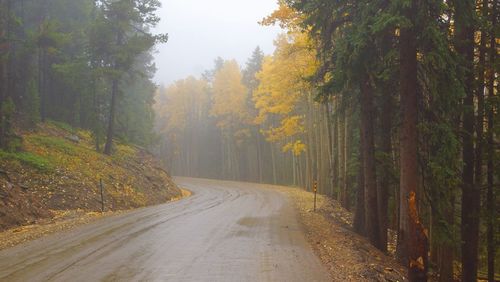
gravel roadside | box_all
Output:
[277,186,408,282]
[0,188,191,251]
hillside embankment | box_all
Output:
[0,122,181,236]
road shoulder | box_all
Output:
[0,188,192,251]
[276,186,408,281]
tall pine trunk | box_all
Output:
[474,0,487,222]
[398,1,427,280]
[338,105,346,204]
[378,88,393,253]
[104,78,118,155]
[353,135,365,235]
[437,198,454,282]
[38,0,48,123]
[453,1,479,280]
[343,109,349,210]
[486,0,496,279]
[0,0,7,148]
[360,76,382,250]
[325,101,336,197]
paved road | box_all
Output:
[0,177,330,282]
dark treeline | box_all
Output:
[155,1,499,281]
[0,0,166,154]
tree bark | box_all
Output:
[38,0,48,123]
[378,89,392,253]
[486,1,496,280]
[397,1,427,280]
[271,143,277,184]
[474,0,487,212]
[103,78,118,155]
[453,0,479,280]
[437,198,454,282]
[343,109,349,210]
[353,135,365,235]
[360,76,382,250]
[256,126,263,183]
[0,0,8,148]
[338,104,346,204]
[325,101,336,197]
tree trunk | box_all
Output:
[474,0,487,216]
[271,144,277,185]
[38,47,46,122]
[338,105,346,204]
[486,1,496,280]
[91,78,100,152]
[343,109,349,210]
[360,76,382,250]
[378,88,392,253]
[103,78,118,155]
[0,0,7,148]
[437,198,454,282]
[333,99,339,196]
[353,136,365,235]
[397,2,427,280]
[256,126,263,183]
[38,0,48,123]
[325,102,336,197]
[453,1,479,280]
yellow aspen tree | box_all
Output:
[210,59,251,179]
[253,32,318,158]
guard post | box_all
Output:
[313,180,317,212]
[99,178,105,212]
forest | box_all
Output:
[0,0,166,155]
[0,0,498,281]
[154,1,499,281]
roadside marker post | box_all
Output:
[313,180,317,212]
[99,178,105,212]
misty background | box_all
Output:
[152,0,282,85]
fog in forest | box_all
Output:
[152,0,282,85]
[0,0,497,280]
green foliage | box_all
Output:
[115,53,157,147]
[0,150,53,172]
[0,0,163,154]
[48,120,75,133]
[242,46,265,92]
[23,80,41,127]
[0,98,18,151]
[28,136,78,156]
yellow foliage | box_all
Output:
[253,31,318,156]
[210,60,253,145]
[156,76,209,135]
[260,0,302,31]
[211,60,250,126]
[282,140,307,156]
[154,76,210,155]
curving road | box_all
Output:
[0,177,330,282]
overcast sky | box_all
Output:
[152,0,282,86]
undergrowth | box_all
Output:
[28,136,79,155]
[0,150,53,172]
[48,120,76,133]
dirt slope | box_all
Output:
[0,122,181,231]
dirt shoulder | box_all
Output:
[0,188,192,251]
[277,186,408,282]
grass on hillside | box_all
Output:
[1,121,139,179]
[0,150,53,172]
